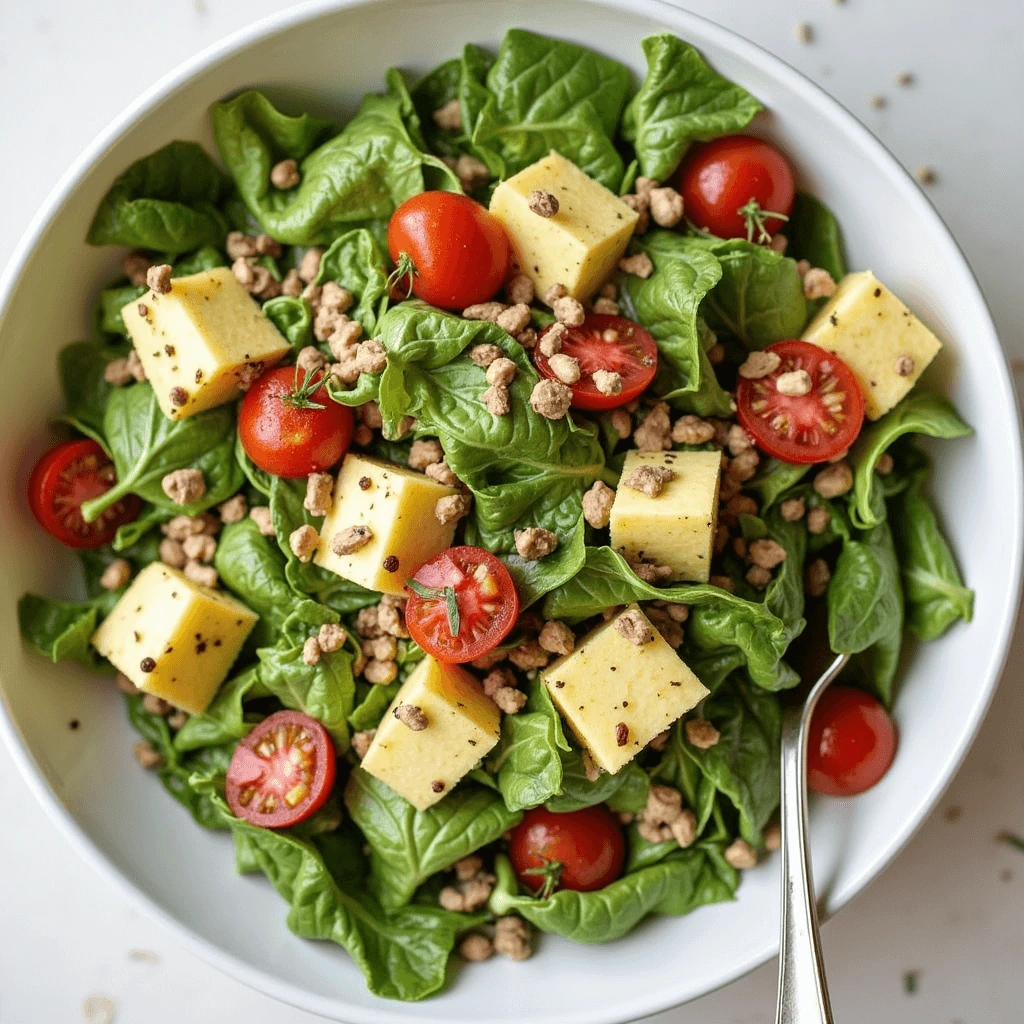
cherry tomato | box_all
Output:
[28,438,140,548]
[807,687,897,797]
[226,710,336,829]
[238,366,353,478]
[679,135,795,242]
[405,546,519,664]
[509,806,626,895]
[388,191,511,311]
[533,314,658,411]
[736,340,865,464]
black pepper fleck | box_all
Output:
[615,722,629,746]
[358,476,372,491]
[874,288,882,298]
[382,555,399,573]
[196,641,207,654]
[165,344,176,356]
[140,657,156,672]
[69,719,80,731]
[170,387,188,407]
[430,780,445,793]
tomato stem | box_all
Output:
[280,366,327,411]
[386,251,417,300]
[521,856,563,899]
[737,197,790,245]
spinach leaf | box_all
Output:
[489,680,570,812]
[464,29,632,189]
[619,231,732,415]
[543,546,799,690]
[546,752,650,814]
[212,80,454,246]
[891,483,973,640]
[412,58,466,158]
[828,521,904,704]
[762,505,807,631]
[17,594,104,669]
[348,681,400,732]
[488,848,737,942]
[747,458,811,509]
[621,34,762,182]
[345,768,521,910]
[256,601,356,748]
[213,518,295,646]
[262,296,312,351]
[234,430,274,497]
[201,789,476,1001]
[680,677,780,845]
[87,141,228,253]
[80,383,242,523]
[173,665,267,753]
[849,394,972,529]
[366,303,602,601]
[784,192,846,283]
[314,228,390,335]
[57,338,130,445]
[650,720,718,833]
[127,694,233,829]
[700,239,807,350]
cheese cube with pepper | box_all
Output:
[91,562,258,714]
[360,655,501,809]
[314,454,460,597]
[120,267,291,421]
[489,151,638,303]
[609,449,721,583]
[543,605,708,775]
[802,270,942,420]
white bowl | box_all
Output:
[0,1,1020,1021]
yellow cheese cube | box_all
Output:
[361,655,501,810]
[802,270,942,420]
[489,151,638,303]
[91,563,258,714]
[121,267,291,421]
[543,605,708,774]
[609,450,721,583]
[314,454,460,597]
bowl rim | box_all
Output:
[1,0,1021,1021]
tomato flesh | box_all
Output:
[736,340,865,464]
[405,546,519,664]
[226,710,336,828]
[509,806,626,894]
[807,686,897,797]
[238,366,353,478]
[28,438,140,548]
[533,314,658,411]
[680,135,795,241]
[388,192,511,311]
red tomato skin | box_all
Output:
[405,546,520,664]
[680,135,795,240]
[225,710,336,829]
[533,314,658,411]
[736,340,865,465]
[388,192,511,311]
[238,367,353,478]
[509,805,626,893]
[807,687,897,797]
[28,438,140,548]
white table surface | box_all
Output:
[1,1,1022,1022]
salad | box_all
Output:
[17,28,975,1002]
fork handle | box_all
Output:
[775,702,835,1024]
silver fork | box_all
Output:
[775,650,850,1024]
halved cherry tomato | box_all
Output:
[388,192,511,311]
[225,710,336,829]
[238,366,353,478]
[28,438,140,548]
[736,340,865,464]
[509,806,625,895]
[533,313,658,411]
[404,546,519,664]
[807,686,897,797]
[679,135,795,242]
